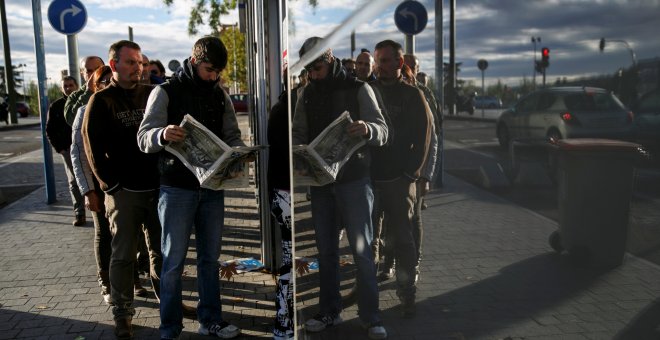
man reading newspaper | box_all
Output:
[291,37,389,339]
[137,36,245,340]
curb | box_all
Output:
[443,114,497,123]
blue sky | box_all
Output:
[3,0,660,97]
[2,0,233,93]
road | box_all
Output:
[442,117,660,266]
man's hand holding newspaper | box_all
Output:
[293,111,366,186]
[164,114,264,190]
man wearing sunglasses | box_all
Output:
[292,36,389,339]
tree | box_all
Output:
[27,81,64,116]
[163,0,318,36]
[0,65,24,97]
[219,25,246,93]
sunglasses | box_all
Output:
[98,78,111,85]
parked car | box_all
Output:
[631,88,660,156]
[230,93,248,114]
[496,87,634,148]
[445,93,475,115]
[474,95,502,109]
[16,102,30,118]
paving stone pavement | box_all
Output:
[0,116,276,339]
[0,169,275,339]
[294,174,660,340]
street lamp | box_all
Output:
[599,37,637,67]
[531,36,541,89]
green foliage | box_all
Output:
[218,26,247,93]
[163,0,237,36]
[27,81,64,116]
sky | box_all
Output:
[287,0,660,88]
[1,0,236,94]
[2,0,660,98]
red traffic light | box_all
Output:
[542,47,550,57]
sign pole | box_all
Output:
[32,0,57,204]
[481,69,485,118]
[405,34,414,54]
[66,34,80,85]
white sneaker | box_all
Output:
[305,314,343,332]
[367,322,387,339]
[198,321,240,339]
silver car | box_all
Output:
[496,87,634,147]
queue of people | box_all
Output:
[43,33,440,340]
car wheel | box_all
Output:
[497,124,510,148]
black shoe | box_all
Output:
[401,298,416,318]
[114,318,133,339]
[134,281,147,297]
[72,215,86,226]
[379,263,395,280]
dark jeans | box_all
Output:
[412,181,424,268]
[60,150,85,217]
[91,192,112,273]
[373,177,417,301]
[105,189,162,320]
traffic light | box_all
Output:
[541,47,550,68]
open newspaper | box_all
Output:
[293,111,366,186]
[165,114,264,190]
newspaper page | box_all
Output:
[164,114,263,190]
[293,111,366,186]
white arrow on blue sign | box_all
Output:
[394,0,428,36]
[47,0,88,35]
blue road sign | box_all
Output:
[47,0,87,35]
[394,0,428,36]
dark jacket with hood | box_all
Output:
[137,58,245,190]
[291,58,388,184]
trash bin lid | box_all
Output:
[556,138,641,152]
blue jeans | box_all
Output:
[158,186,225,339]
[310,177,380,324]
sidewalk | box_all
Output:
[294,174,660,339]
[0,118,276,339]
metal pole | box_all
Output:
[31,0,57,204]
[532,38,536,90]
[449,0,456,115]
[128,26,133,41]
[1,0,17,124]
[481,69,485,118]
[66,34,80,85]
[434,0,443,187]
[405,34,414,55]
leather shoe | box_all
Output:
[401,298,416,318]
[114,318,133,339]
[134,281,147,297]
[182,302,197,318]
[72,215,86,226]
[378,263,395,280]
